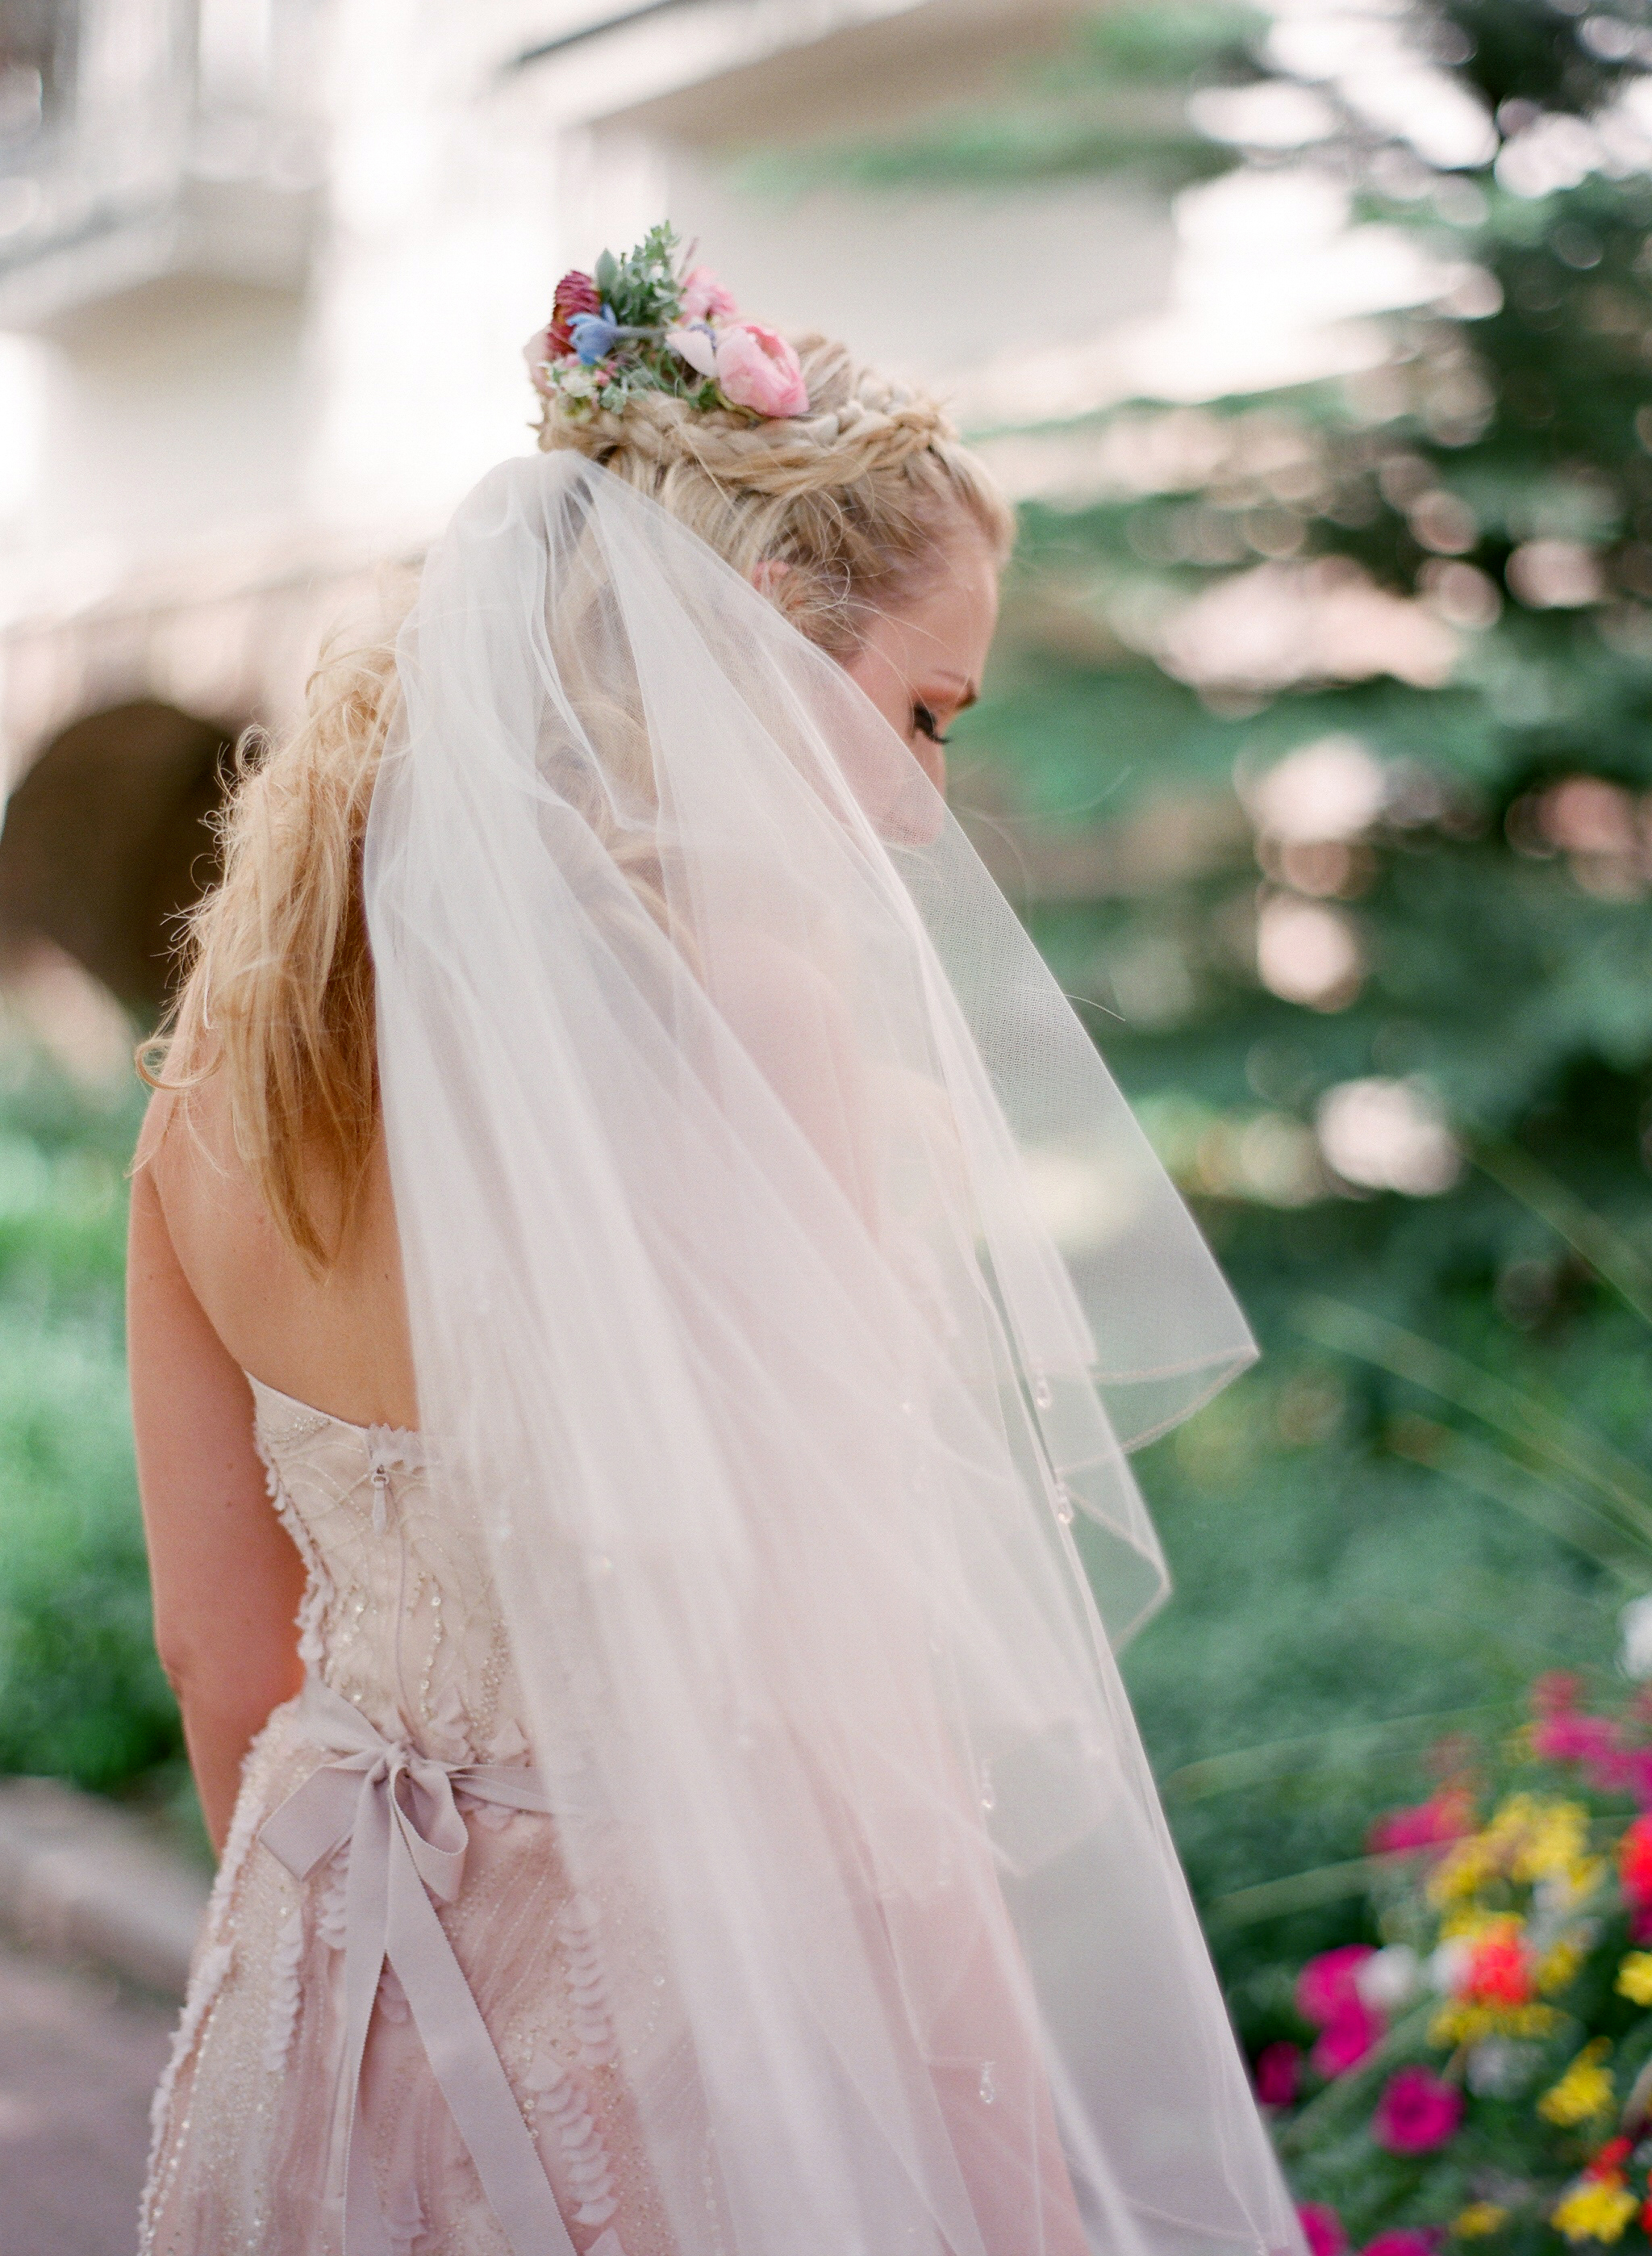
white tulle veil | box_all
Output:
[364,448,1301,2256]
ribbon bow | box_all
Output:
[261,1674,590,2256]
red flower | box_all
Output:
[1369,1786,1475,1855]
[547,269,602,357]
[1299,2204,1346,2256]
[1621,1813,1652,1905]
[1460,1928,1533,2007]
[1587,2137,1635,2181]
[1254,2041,1300,2108]
[1372,2066,1463,2154]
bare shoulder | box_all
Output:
[132,1063,416,1427]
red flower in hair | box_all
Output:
[548,269,602,357]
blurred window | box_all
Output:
[0,0,76,169]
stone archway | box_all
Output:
[0,700,239,1021]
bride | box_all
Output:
[127,231,1301,2256]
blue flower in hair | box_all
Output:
[569,304,621,365]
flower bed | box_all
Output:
[1266,1676,1652,2248]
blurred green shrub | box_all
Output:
[0,1045,181,1794]
[769,0,1652,1991]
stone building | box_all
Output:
[0,0,1174,1040]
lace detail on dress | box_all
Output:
[560,1894,618,2068]
[527,2046,620,2230]
[140,1375,682,2256]
[262,1907,304,2072]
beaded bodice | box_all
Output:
[249,1374,528,1769]
[142,1377,673,2256]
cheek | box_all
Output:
[840,638,909,737]
[911,735,945,796]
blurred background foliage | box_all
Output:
[3,0,1652,2035]
[0,1041,182,1811]
[804,0,1652,2015]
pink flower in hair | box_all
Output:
[682,265,738,323]
[714,322,809,418]
[666,325,718,379]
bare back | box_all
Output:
[140,1077,419,1431]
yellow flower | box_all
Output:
[1451,2204,1508,2238]
[1428,1794,1591,1903]
[1429,1998,1560,2048]
[1539,1936,1590,1994]
[1429,1835,1496,1903]
[1509,1798,1589,1883]
[1552,2180,1637,2244]
[1571,1855,1608,1903]
[1617,1951,1652,2005]
[1539,2039,1615,2128]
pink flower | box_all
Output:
[1369,1786,1474,1855]
[682,265,738,323]
[1254,2041,1300,2108]
[1372,2066,1462,2154]
[714,322,809,417]
[1533,1710,1619,1770]
[1296,1946,1375,2027]
[1600,1744,1652,1806]
[1312,2003,1383,2078]
[1533,1670,1583,1715]
[666,325,717,378]
[1360,2237,1437,2256]
[1299,2205,1346,2256]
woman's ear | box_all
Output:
[751,558,791,604]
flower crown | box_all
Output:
[524,224,810,424]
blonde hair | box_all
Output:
[143,333,1013,1271]
[536,335,1013,652]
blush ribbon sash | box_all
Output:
[260,1673,589,2256]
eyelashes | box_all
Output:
[912,702,951,748]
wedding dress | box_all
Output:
[140,450,1304,2256]
[142,1376,676,2255]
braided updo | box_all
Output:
[142,334,1014,1274]
[534,334,1014,654]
